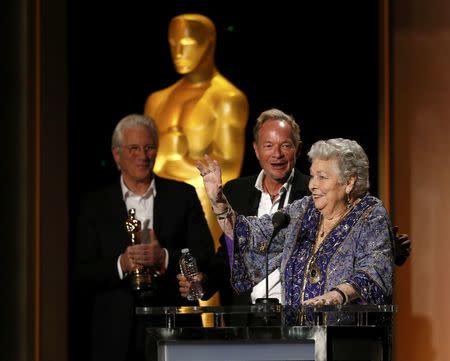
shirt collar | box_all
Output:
[120,176,156,201]
[255,168,295,194]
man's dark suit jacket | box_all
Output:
[72,176,214,361]
[204,168,310,306]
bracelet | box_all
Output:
[213,206,231,220]
[330,287,348,305]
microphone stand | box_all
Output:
[255,230,281,305]
[254,226,282,326]
[255,211,289,305]
[254,211,290,327]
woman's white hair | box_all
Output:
[307,138,369,198]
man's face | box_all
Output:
[112,126,157,185]
[168,19,211,74]
[253,119,298,183]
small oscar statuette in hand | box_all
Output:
[125,208,152,291]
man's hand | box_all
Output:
[393,226,411,266]
[120,229,166,274]
[120,245,140,274]
[177,272,204,298]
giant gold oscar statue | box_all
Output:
[144,13,249,315]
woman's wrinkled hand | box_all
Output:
[196,154,225,206]
[303,289,345,306]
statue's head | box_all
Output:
[168,14,216,74]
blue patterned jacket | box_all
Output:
[231,194,394,308]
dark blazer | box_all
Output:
[73,176,214,361]
[204,168,310,306]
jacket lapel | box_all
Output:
[152,176,163,236]
[289,169,310,203]
[248,186,262,216]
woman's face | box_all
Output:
[309,158,353,217]
[168,19,211,74]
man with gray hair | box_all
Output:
[73,114,214,361]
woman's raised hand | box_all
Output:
[196,155,225,206]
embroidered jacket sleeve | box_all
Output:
[231,197,310,293]
[344,202,394,304]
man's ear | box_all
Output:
[253,142,261,161]
[296,141,303,159]
[112,146,121,169]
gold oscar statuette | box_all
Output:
[125,208,152,291]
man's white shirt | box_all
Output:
[116,177,168,279]
[250,169,294,304]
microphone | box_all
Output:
[256,211,290,305]
[272,211,290,236]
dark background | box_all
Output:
[68,0,379,200]
[68,1,379,359]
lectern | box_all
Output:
[136,304,396,361]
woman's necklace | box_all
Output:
[308,204,355,284]
[318,208,349,238]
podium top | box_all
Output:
[136,304,396,327]
[136,304,395,315]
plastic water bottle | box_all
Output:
[179,248,204,301]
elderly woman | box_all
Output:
[197,138,394,310]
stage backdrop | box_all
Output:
[67,1,380,203]
[393,0,450,360]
